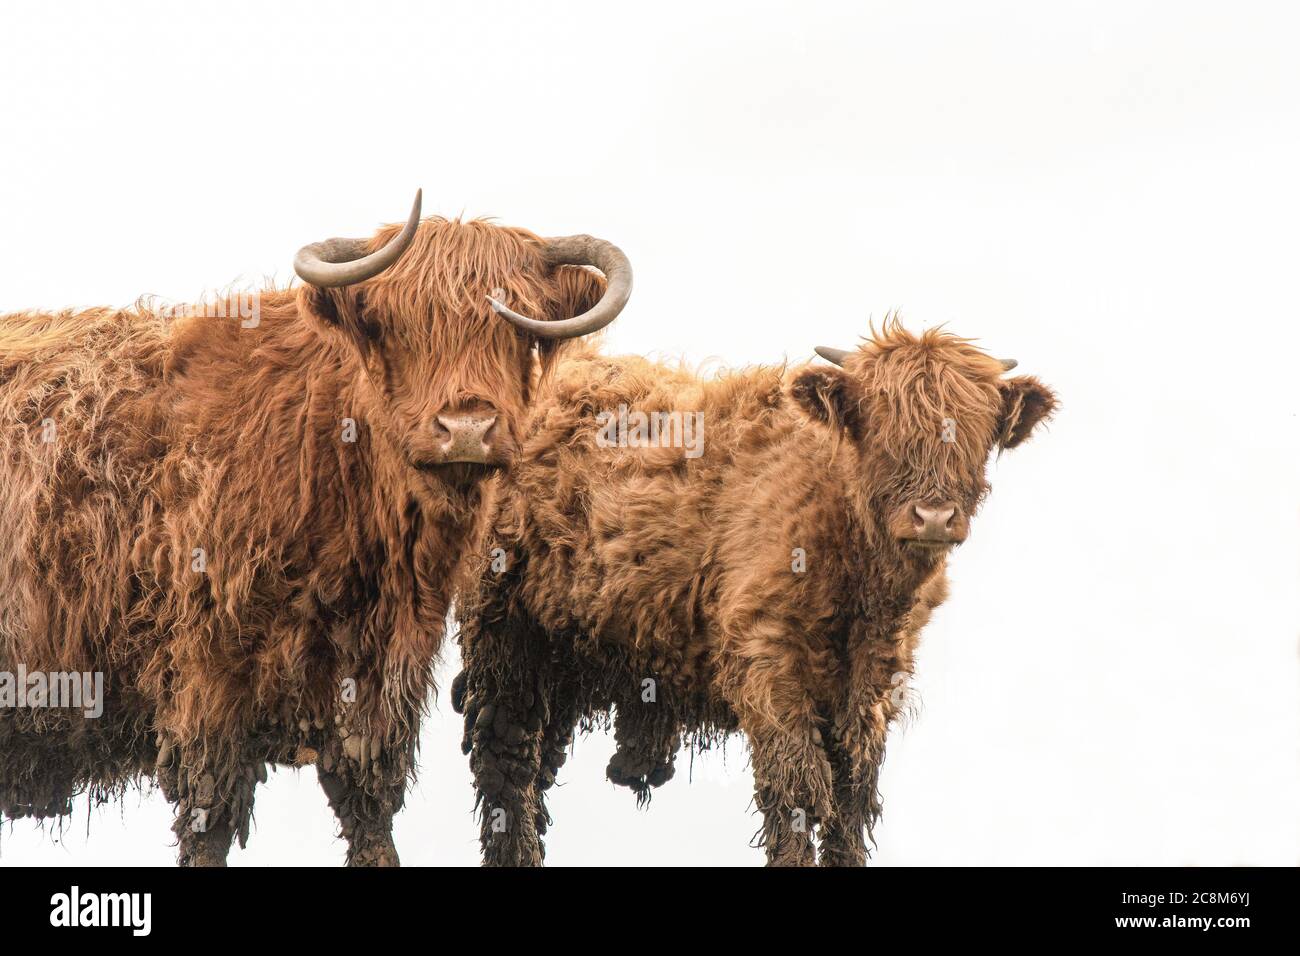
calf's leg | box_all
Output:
[720,616,836,867]
[0,714,77,823]
[456,618,550,867]
[747,724,832,867]
[816,741,879,867]
[606,673,679,804]
[530,643,616,857]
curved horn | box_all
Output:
[999,358,1018,372]
[294,190,422,288]
[815,346,852,367]
[486,235,633,340]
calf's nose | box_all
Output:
[434,412,497,464]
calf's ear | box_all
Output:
[791,366,867,440]
[997,376,1058,449]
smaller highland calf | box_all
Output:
[454,322,1056,865]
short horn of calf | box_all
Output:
[815,346,852,366]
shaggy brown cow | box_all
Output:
[454,321,1056,865]
[0,192,632,865]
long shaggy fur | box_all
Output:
[456,320,1057,866]
[0,213,606,865]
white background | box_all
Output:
[0,1,1295,866]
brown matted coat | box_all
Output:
[454,321,1056,865]
[0,210,615,865]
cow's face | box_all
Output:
[297,200,625,487]
[792,322,1056,562]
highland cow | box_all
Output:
[0,192,633,865]
[454,322,1056,865]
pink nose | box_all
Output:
[913,503,956,538]
[433,412,497,464]
[896,499,968,545]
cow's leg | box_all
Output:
[310,696,418,866]
[160,737,260,867]
[316,757,402,867]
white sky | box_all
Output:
[0,0,1296,865]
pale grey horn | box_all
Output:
[815,346,852,367]
[294,190,422,288]
[486,235,632,340]
[999,358,1018,371]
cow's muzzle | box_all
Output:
[411,405,515,471]
[429,409,509,466]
